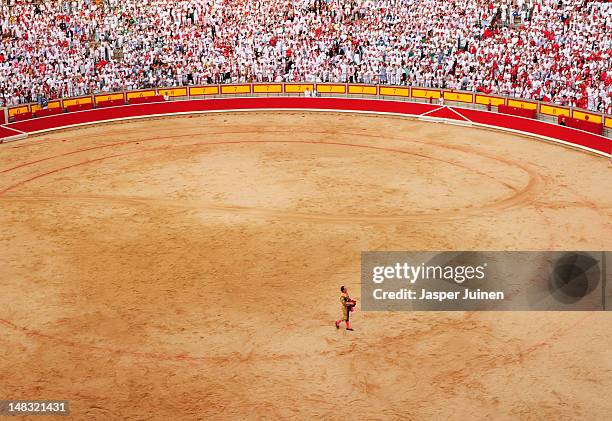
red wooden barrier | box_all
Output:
[97,99,126,108]
[498,105,537,119]
[66,103,94,113]
[35,108,64,117]
[128,95,165,105]
[13,111,34,122]
[2,98,610,156]
[558,115,603,135]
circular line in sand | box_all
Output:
[0,139,538,222]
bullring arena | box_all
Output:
[0,93,611,419]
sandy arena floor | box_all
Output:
[1,112,611,420]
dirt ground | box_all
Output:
[1,112,611,420]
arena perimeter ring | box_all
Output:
[1,108,611,419]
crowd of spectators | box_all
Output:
[0,0,611,113]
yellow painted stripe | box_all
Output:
[32,102,62,111]
[572,110,602,124]
[316,84,346,93]
[284,84,314,93]
[348,85,377,95]
[539,104,569,117]
[507,99,537,110]
[605,117,612,129]
[475,95,505,106]
[95,93,124,103]
[221,85,251,94]
[126,90,157,100]
[63,97,93,107]
[158,88,188,97]
[411,89,440,99]
[190,86,219,96]
[253,84,283,93]
[379,86,409,97]
[9,106,30,116]
[443,92,473,103]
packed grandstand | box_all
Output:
[0,0,611,113]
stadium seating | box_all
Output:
[0,0,610,114]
